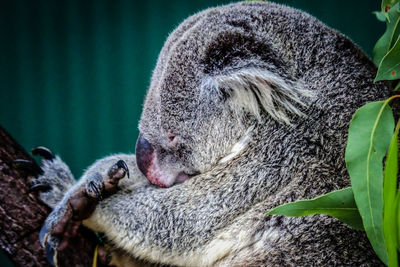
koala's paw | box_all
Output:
[14,146,75,208]
[85,160,130,200]
[39,160,129,265]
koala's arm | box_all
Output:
[36,151,260,266]
[84,171,261,266]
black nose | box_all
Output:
[135,133,154,177]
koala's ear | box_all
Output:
[201,68,314,125]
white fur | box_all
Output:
[202,68,315,125]
[86,210,281,267]
[218,125,254,164]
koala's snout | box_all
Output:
[136,133,192,187]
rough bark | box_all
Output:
[0,126,98,267]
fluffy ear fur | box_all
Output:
[202,68,314,125]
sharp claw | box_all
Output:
[45,243,57,266]
[13,159,44,176]
[29,184,52,193]
[39,224,49,247]
[88,181,103,200]
[32,146,55,160]
[116,160,130,178]
[40,226,58,266]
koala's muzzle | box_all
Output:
[136,134,191,187]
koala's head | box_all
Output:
[136,2,313,187]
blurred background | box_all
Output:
[0,0,385,265]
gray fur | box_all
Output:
[40,2,389,266]
[34,156,75,208]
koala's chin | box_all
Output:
[136,133,191,187]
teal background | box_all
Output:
[0,0,384,265]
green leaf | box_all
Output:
[383,120,400,267]
[345,100,395,265]
[373,3,400,66]
[382,0,399,20]
[397,193,400,250]
[374,11,388,22]
[266,187,363,230]
[375,34,400,82]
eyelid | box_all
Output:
[167,133,179,147]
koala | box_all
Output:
[20,1,389,266]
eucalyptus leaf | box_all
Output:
[383,121,400,267]
[345,100,394,265]
[381,0,399,20]
[375,34,400,81]
[266,187,363,230]
[397,193,400,251]
[374,11,388,22]
[373,3,400,66]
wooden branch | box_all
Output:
[0,126,97,266]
